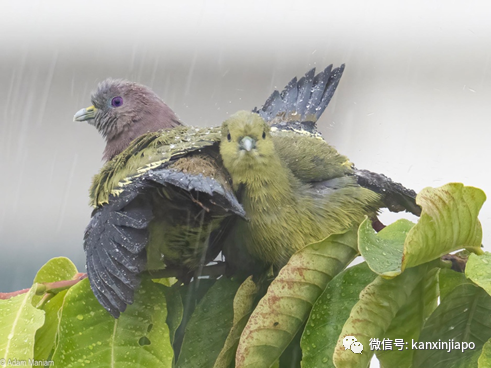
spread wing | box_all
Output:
[85,127,244,318]
[353,169,421,216]
[84,185,151,318]
[253,65,420,216]
[253,64,345,134]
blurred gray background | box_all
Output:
[1,1,490,294]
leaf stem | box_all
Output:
[0,273,88,300]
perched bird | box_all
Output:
[252,68,421,218]
[75,66,419,317]
[220,111,382,268]
[75,80,245,317]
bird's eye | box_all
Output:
[262,131,266,139]
[111,96,123,107]
[227,133,231,141]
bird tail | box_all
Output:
[252,64,345,132]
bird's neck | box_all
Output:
[232,152,301,267]
[234,155,295,208]
[103,131,137,161]
[103,103,181,161]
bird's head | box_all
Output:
[220,111,275,176]
[74,79,181,161]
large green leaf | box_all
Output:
[360,184,485,277]
[34,292,67,362]
[214,277,258,368]
[236,228,359,368]
[413,284,491,368]
[174,279,216,360]
[177,277,240,368]
[52,277,173,367]
[32,257,79,361]
[279,325,303,368]
[161,285,183,347]
[358,218,413,277]
[0,288,45,361]
[439,268,471,301]
[301,262,377,368]
[161,284,183,368]
[375,268,439,368]
[479,338,491,367]
[466,253,491,296]
[333,262,436,367]
[31,257,79,306]
[403,183,484,270]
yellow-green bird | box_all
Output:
[220,111,382,269]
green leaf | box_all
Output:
[358,218,413,277]
[236,228,359,368]
[446,349,482,368]
[214,277,258,368]
[359,184,485,277]
[162,285,183,346]
[479,338,491,367]
[403,183,485,270]
[301,262,377,368]
[162,284,183,367]
[32,257,79,361]
[34,292,67,361]
[466,253,491,296]
[413,284,491,368]
[153,277,178,287]
[52,277,173,367]
[177,277,240,368]
[439,268,471,301]
[0,288,45,361]
[279,326,303,368]
[375,268,439,368]
[333,261,437,368]
[174,279,216,360]
[31,257,78,306]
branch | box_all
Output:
[0,288,31,299]
[0,263,228,301]
[0,273,88,300]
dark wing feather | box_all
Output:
[148,169,245,218]
[259,90,281,120]
[84,168,245,318]
[281,77,298,116]
[84,186,151,318]
[253,64,345,133]
[354,168,421,216]
[305,65,332,118]
[295,68,315,116]
[257,66,420,217]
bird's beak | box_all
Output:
[239,136,256,152]
[73,105,97,122]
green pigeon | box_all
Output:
[75,80,245,317]
[220,110,380,268]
